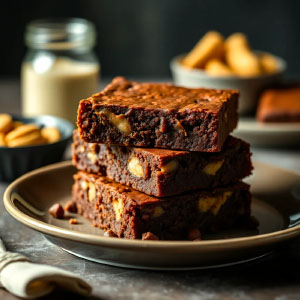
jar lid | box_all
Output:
[25,18,96,50]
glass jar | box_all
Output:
[21,18,100,124]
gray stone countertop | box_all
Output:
[1,79,300,300]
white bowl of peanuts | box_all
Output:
[170,31,286,114]
[0,114,73,182]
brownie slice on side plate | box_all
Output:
[257,87,300,122]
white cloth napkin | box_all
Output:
[0,238,91,299]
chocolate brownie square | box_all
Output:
[257,87,300,122]
[72,172,253,240]
[72,130,252,197]
[77,77,238,152]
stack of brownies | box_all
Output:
[72,77,255,240]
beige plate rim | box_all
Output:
[4,161,300,250]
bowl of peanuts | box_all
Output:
[0,114,73,182]
[170,31,286,114]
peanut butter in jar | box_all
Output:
[21,18,100,124]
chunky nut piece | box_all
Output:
[87,151,98,164]
[152,206,164,218]
[203,159,224,175]
[198,191,232,215]
[41,127,61,143]
[0,114,12,133]
[128,156,144,177]
[100,109,131,134]
[78,145,85,153]
[89,143,99,153]
[112,198,124,222]
[88,182,96,202]
[80,180,89,190]
[198,197,216,213]
[48,203,64,219]
[212,191,232,215]
[159,160,179,173]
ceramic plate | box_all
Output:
[233,117,300,147]
[4,161,300,270]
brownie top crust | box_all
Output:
[86,76,238,112]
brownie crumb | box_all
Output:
[188,228,201,241]
[104,229,118,237]
[64,200,78,213]
[69,218,78,225]
[142,232,159,240]
[49,203,64,219]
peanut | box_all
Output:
[205,59,235,76]
[202,160,224,175]
[41,127,61,143]
[260,53,278,73]
[112,198,124,222]
[152,206,164,218]
[225,33,250,51]
[88,182,96,202]
[6,131,45,147]
[159,160,178,173]
[128,156,144,177]
[198,191,232,215]
[100,109,131,134]
[182,31,224,68]
[87,151,98,164]
[80,180,89,190]
[0,114,61,147]
[5,124,40,141]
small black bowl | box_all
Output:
[0,115,74,182]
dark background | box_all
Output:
[1,0,300,78]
